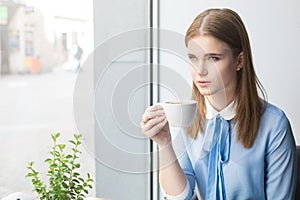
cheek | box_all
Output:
[188,65,194,73]
[219,64,236,83]
[188,65,197,77]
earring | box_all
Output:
[237,65,242,71]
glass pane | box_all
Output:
[93,0,152,199]
[0,0,94,198]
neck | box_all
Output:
[206,90,235,112]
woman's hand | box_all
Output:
[141,105,188,197]
[140,105,171,148]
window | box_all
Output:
[0,0,94,198]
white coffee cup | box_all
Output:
[159,100,197,127]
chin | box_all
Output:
[197,88,214,96]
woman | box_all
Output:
[140,8,297,199]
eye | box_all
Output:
[207,55,220,62]
[188,54,197,62]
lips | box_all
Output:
[197,80,210,87]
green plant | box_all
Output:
[26,132,93,200]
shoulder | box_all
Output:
[259,102,295,152]
[261,101,289,126]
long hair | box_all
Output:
[185,8,266,148]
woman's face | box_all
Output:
[187,35,240,106]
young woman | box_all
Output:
[140,8,297,199]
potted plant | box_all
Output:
[26,132,94,200]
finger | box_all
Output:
[144,117,168,138]
[146,104,164,113]
[142,115,166,136]
[142,109,164,124]
[142,114,165,130]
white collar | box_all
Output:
[205,97,236,120]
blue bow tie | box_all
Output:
[205,115,231,200]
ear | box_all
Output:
[236,52,243,71]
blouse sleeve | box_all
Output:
[163,180,191,200]
[264,113,297,199]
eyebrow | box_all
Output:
[187,53,225,57]
[203,53,224,57]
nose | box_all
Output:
[193,60,208,76]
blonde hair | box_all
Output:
[185,8,266,148]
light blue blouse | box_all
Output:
[166,101,297,199]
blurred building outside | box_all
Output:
[0,0,95,197]
[0,0,94,75]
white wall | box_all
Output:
[159,0,300,144]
